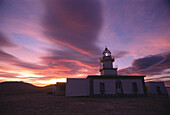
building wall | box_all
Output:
[66,78,90,96]
[121,79,144,94]
[146,82,168,95]
[104,61,113,68]
[93,79,144,95]
[93,79,116,94]
[53,84,66,96]
[101,69,117,75]
[167,87,170,97]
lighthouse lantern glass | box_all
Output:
[105,52,110,56]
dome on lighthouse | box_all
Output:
[103,47,111,57]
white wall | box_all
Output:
[93,79,144,95]
[93,79,116,94]
[146,82,168,95]
[121,79,144,94]
[66,78,90,96]
[66,78,145,96]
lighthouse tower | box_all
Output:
[100,47,117,75]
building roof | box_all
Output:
[56,82,66,86]
[87,75,145,79]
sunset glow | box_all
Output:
[0,0,169,86]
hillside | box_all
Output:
[0,81,54,95]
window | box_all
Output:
[132,82,138,93]
[116,81,123,94]
[100,82,105,94]
[156,86,161,95]
[116,81,122,88]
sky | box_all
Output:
[0,0,170,86]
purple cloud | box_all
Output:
[40,47,99,76]
[43,0,103,55]
[0,49,18,62]
[112,50,129,59]
[118,51,170,76]
[27,0,104,77]
[0,49,47,70]
[14,62,47,70]
[132,55,164,70]
[0,32,16,48]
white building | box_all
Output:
[145,82,168,96]
[66,48,146,96]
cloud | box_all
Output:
[43,0,103,55]
[0,32,16,48]
[118,51,170,76]
[100,0,170,58]
[13,0,104,80]
[146,76,170,81]
[14,62,47,70]
[0,71,19,78]
[0,47,99,81]
[40,48,99,77]
[132,55,164,70]
[112,50,129,59]
[0,49,18,62]
[43,48,99,65]
[0,49,47,70]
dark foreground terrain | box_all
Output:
[0,93,170,115]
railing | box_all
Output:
[99,65,103,71]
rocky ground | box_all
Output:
[0,93,170,115]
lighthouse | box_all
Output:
[100,47,117,75]
[65,47,146,97]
